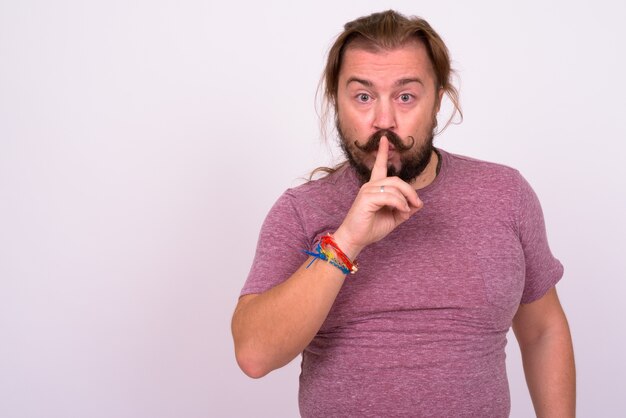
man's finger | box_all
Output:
[370,136,389,181]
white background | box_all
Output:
[1,1,625,417]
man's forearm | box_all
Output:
[232,258,345,378]
[519,323,576,417]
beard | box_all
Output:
[337,118,436,184]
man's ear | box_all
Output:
[436,87,444,112]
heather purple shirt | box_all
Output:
[241,149,563,417]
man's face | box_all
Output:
[336,39,442,183]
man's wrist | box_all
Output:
[331,228,363,261]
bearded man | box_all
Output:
[232,10,575,417]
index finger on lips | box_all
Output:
[369,136,389,182]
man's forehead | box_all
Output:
[344,36,426,54]
[345,76,424,88]
[339,40,436,86]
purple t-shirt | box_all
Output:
[241,149,563,417]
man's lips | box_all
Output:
[371,148,397,162]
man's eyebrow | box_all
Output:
[345,77,424,87]
[395,78,424,87]
[346,77,372,87]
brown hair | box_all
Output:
[311,10,462,179]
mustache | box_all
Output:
[353,130,415,153]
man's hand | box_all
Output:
[333,136,423,259]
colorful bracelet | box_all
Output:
[303,234,358,275]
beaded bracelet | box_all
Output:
[303,234,358,275]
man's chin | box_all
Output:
[386,165,403,180]
[386,163,403,177]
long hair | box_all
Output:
[310,10,462,180]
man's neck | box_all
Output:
[409,149,439,190]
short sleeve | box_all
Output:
[240,191,310,296]
[517,175,564,304]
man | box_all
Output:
[232,10,575,417]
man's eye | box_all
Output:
[357,93,371,102]
[399,94,412,103]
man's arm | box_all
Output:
[232,137,422,378]
[512,286,575,417]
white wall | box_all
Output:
[1,1,624,417]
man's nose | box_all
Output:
[373,100,396,130]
